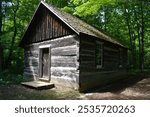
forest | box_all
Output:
[0,0,149,84]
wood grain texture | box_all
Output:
[21,6,75,46]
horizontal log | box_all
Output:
[24,61,38,67]
[51,56,78,67]
[40,35,78,48]
[80,49,95,53]
[24,67,38,74]
[25,45,39,51]
[104,58,118,62]
[79,61,96,72]
[25,56,39,60]
[51,62,77,67]
[25,51,39,58]
[104,46,118,53]
[23,72,38,78]
[80,56,95,61]
[25,57,39,65]
[50,78,78,89]
[104,53,118,58]
[80,54,95,57]
[25,35,78,51]
[81,39,95,46]
[80,49,95,55]
[103,63,118,70]
[24,70,38,75]
[51,45,77,56]
[51,56,77,63]
[80,67,95,71]
[51,67,79,80]
[80,44,95,51]
[80,61,95,68]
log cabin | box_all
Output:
[20,1,128,91]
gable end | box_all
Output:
[20,3,75,47]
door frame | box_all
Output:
[39,44,51,82]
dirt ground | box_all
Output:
[83,73,150,100]
[0,73,150,100]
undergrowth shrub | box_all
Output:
[0,70,23,85]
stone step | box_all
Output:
[21,81,55,90]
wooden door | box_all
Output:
[42,48,49,78]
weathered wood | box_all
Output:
[22,6,75,46]
[51,56,77,67]
[81,39,95,46]
[80,56,95,61]
[51,45,77,56]
[51,56,77,62]
[23,72,38,79]
[80,44,95,51]
[26,35,78,51]
[25,57,39,62]
[104,46,118,53]
[25,51,39,58]
[25,45,39,51]
[50,35,78,48]
[51,67,78,80]
[24,61,38,67]
[80,54,95,57]
[80,49,95,55]
[24,68,39,74]
[51,77,78,89]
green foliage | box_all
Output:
[47,0,69,8]
[73,0,116,17]
[0,0,39,70]
[0,71,23,85]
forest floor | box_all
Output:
[0,72,150,100]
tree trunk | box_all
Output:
[124,4,134,68]
[0,0,3,71]
[7,1,19,67]
[133,5,142,70]
[140,1,144,72]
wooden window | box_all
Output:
[96,41,103,69]
[119,48,123,68]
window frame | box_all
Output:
[119,48,123,68]
[95,41,103,69]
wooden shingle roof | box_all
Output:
[20,1,126,48]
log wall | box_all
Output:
[79,34,128,91]
[23,35,79,89]
[23,33,127,91]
